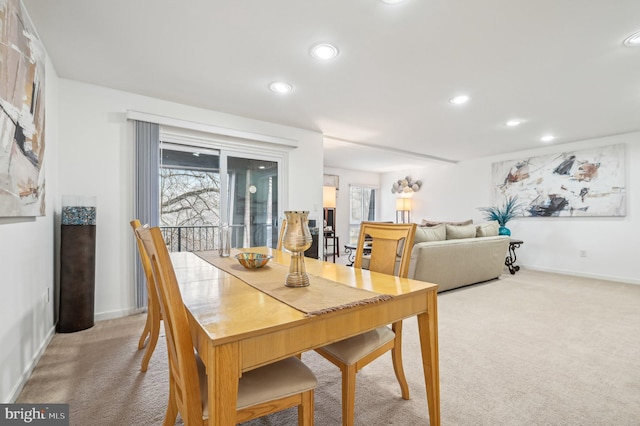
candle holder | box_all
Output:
[283,211,313,287]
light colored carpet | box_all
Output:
[17,269,640,425]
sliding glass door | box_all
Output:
[224,155,279,248]
[159,143,280,251]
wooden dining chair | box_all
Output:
[276,218,287,250]
[314,221,417,426]
[130,219,162,372]
[135,226,317,426]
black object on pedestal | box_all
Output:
[58,199,97,333]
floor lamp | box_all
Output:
[323,186,336,231]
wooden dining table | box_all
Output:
[170,247,440,425]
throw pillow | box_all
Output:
[476,221,500,237]
[445,223,477,240]
[395,224,445,257]
[414,224,446,243]
[421,219,473,227]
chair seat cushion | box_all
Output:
[319,326,395,365]
[197,354,317,414]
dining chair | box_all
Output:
[130,219,161,372]
[276,218,287,250]
[314,221,417,426]
[135,226,317,426]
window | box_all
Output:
[349,185,377,243]
[159,143,221,251]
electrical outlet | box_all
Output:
[579,250,587,258]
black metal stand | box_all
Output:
[58,225,96,332]
[505,239,523,275]
[343,243,372,267]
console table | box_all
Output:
[505,239,523,274]
[304,233,319,259]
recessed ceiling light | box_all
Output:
[623,30,640,47]
[541,135,555,143]
[506,120,521,127]
[311,43,339,60]
[381,0,405,4]
[269,81,293,94]
[449,95,470,105]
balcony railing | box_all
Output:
[160,225,247,252]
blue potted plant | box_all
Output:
[479,195,525,236]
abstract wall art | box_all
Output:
[491,144,626,217]
[0,0,46,216]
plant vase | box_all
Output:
[479,196,525,238]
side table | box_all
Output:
[505,239,523,274]
[343,243,372,267]
[323,231,339,263]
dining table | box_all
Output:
[170,247,440,425]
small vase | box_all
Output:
[499,226,511,236]
[218,223,231,257]
[283,211,313,287]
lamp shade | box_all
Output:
[323,186,337,208]
[395,197,412,211]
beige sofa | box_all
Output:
[407,221,510,292]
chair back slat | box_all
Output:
[130,220,162,317]
[135,226,204,424]
[354,222,417,278]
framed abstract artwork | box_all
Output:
[0,0,46,216]
[491,144,626,217]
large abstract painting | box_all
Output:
[491,144,626,217]
[0,0,46,216]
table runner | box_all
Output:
[194,250,392,316]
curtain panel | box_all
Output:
[133,121,160,309]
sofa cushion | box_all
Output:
[445,223,477,239]
[476,221,500,237]
[414,224,446,243]
[396,224,446,258]
[421,218,473,227]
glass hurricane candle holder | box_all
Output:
[283,211,313,287]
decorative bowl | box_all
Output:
[235,252,273,269]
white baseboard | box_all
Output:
[522,264,640,286]
[8,325,56,403]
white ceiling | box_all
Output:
[23,0,640,172]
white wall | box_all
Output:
[0,55,59,402]
[323,167,382,245]
[57,79,324,320]
[381,133,640,284]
